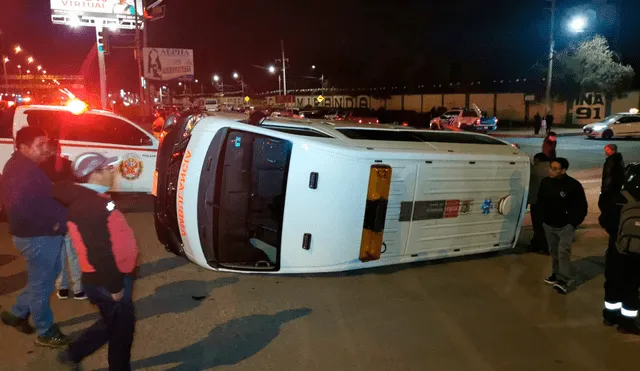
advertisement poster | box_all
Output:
[50,0,144,17]
[143,48,194,81]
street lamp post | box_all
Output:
[544,0,556,115]
[213,74,223,95]
[17,64,22,95]
[2,57,8,94]
[232,72,245,95]
[268,65,282,95]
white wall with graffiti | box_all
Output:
[263,91,640,125]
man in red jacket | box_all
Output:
[52,152,138,371]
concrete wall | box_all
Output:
[265,90,640,125]
[611,91,640,114]
[404,95,421,112]
[469,94,495,116]
[443,94,466,109]
[496,93,525,121]
[422,94,442,111]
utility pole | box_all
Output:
[545,0,556,114]
[95,21,108,109]
[2,57,8,95]
[281,40,288,95]
[134,0,146,114]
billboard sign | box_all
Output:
[50,0,144,29]
[143,48,194,81]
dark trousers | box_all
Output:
[604,234,640,323]
[530,204,547,250]
[534,123,541,135]
[68,276,135,371]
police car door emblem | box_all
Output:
[119,153,144,180]
[482,199,493,214]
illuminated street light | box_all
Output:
[27,56,34,64]
[3,57,8,63]
[213,74,220,82]
[268,65,276,74]
[568,16,587,33]
[37,65,42,71]
[42,70,47,74]
[232,72,239,79]
[26,70,31,74]
[311,65,316,69]
[14,46,21,54]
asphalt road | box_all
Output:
[504,136,640,172]
[2,136,640,370]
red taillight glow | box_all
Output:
[476,118,480,125]
[359,119,363,124]
[376,119,379,124]
[7,101,15,107]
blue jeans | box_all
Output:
[56,235,83,294]
[11,236,64,336]
[68,276,135,370]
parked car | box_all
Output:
[583,112,640,139]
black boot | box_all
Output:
[617,317,640,335]
[602,309,621,327]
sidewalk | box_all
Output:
[492,127,584,138]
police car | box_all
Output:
[153,112,530,274]
[0,101,158,193]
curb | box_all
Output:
[492,132,584,138]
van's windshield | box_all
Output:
[212,130,292,270]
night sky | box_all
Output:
[0,0,636,94]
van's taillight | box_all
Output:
[476,118,481,125]
[360,165,392,262]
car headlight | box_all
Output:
[592,124,608,131]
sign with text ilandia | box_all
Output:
[50,0,144,16]
[143,48,194,81]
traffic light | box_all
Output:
[144,5,166,21]
[97,30,110,55]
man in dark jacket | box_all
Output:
[40,140,87,301]
[53,152,139,371]
[545,112,554,134]
[533,112,542,135]
[598,144,625,213]
[600,163,640,335]
[0,127,69,347]
[538,157,588,294]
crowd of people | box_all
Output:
[0,127,139,370]
[528,134,640,335]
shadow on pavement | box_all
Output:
[0,270,27,295]
[572,255,605,288]
[59,277,239,330]
[135,256,190,279]
[110,193,155,213]
[0,254,16,267]
[118,308,312,371]
[1,256,187,297]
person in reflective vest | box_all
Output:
[600,162,640,335]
